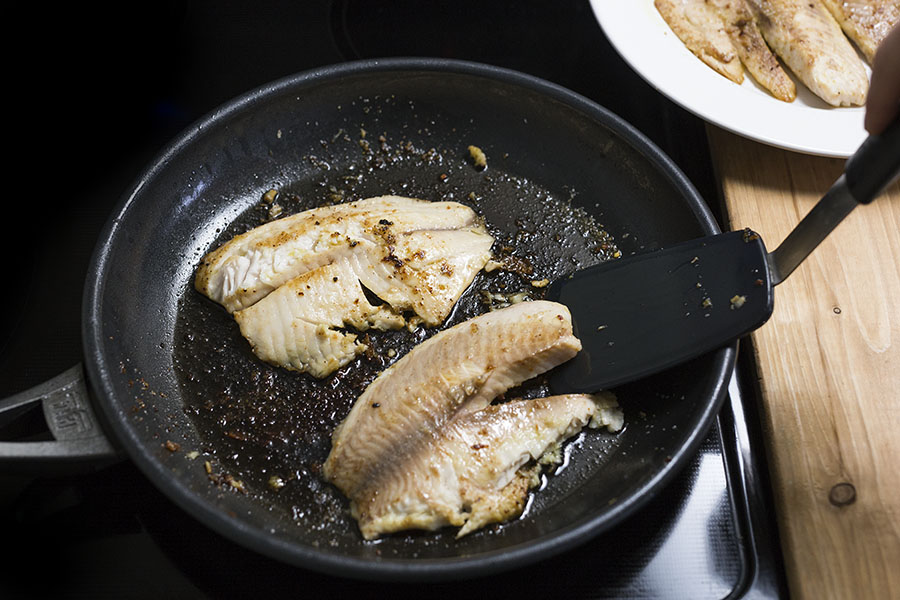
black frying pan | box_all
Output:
[1,59,733,581]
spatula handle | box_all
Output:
[767,115,900,285]
[845,115,900,204]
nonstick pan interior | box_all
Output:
[83,59,733,580]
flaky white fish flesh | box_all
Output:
[233,260,405,378]
[354,393,623,540]
[340,227,494,327]
[233,227,493,376]
[196,195,493,377]
[819,0,899,64]
[323,301,624,539]
[195,195,484,313]
[656,0,746,83]
[746,0,869,105]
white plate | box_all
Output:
[589,0,870,158]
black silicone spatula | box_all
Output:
[547,117,900,394]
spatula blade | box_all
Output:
[547,229,773,393]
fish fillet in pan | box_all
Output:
[353,393,622,540]
[746,0,869,105]
[233,228,494,376]
[233,261,405,378]
[323,301,624,539]
[196,195,493,377]
[818,0,899,64]
[195,195,483,313]
[341,227,495,327]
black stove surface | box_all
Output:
[3,2,787,597]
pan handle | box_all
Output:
[0,364,122,473]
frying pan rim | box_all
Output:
[82,56,735,581]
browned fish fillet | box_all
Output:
[708,0,798,101]
[351,393,623,540]
[656,0,746,84]
[232,227,493,377]
[819,0,900,63]
[323,301,591,538]
[341,228,495,327]
[746,0,869,105]
[195,195,484,313]
[196,195,493,377]
[233,261,405,378]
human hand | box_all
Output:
[865,23,900,135]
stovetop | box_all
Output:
[2,1,787,597]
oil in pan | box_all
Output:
[172,93,625,552]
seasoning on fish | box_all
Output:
[708,0,797,101]
[196,195,494,377]
[323,301,624,539]
[341,227,495,327]
[195,195,484,313]
[233,227,493,376]
[357,393,622,540]
[233,261,405,378]
[745,0,869,106]
[818,0,900,64]
[655,0,746,84]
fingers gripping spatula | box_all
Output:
[547,118,900,394]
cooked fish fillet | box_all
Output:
[819,0,899,64]
[746,0,869,105]
[323,301,583,509]
[707,0,798,101]
[656,0,746,84]
[195,196,482,313]
[232,228,493,376]
[344,228,494,326]
[233,261,405,378]
[351,393,623,540]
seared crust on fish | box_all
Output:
[195,195,482,313]
[233,227,493,376]
[657,0,885,105]
[819,0,900,63]
[196,195,493,377]
[656,0,746,83]
[233,261,405,378]
[745,0,869,105]
[324,301,583,499]
[322,301,623,538]
[708,0,797,101]
[342,228,495,327]
[351,393,622,540]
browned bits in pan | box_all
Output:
[468,145,487,170]
[173,98,624,539]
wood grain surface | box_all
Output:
[707,126,900,600]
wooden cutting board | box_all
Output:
[707,126,900,600]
